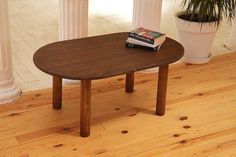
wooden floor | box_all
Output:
[8,0,234,92]
[0,52,236,156]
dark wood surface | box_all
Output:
[125,72,134,93]
[80,80,91,137]
[52,76,62,110]
[33,32,184,80]
[156,65,169,116]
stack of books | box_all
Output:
[126,27,166,51]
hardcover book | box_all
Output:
[126,37,160,48]
[125,42,160,51]
[129,27,166,45]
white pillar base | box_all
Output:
[224,41,236,50]
[224,10,236,50]
[0,0,21,105]
[225,24,236,50]
[0,79,21,104]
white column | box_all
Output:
[225,11,236,50]
[59,0,88,40]
[0,0,21,104]
[133,0,163,73]
[59,0,89,84]
[132,0,163,31]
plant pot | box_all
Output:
[175,12,218,64]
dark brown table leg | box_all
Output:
[53,76,62,110]
[126,72,134,93]
[80,80,91,137]
[156,65,169,116]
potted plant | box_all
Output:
[175,0,236,64]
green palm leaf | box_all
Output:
[180,0,236,25]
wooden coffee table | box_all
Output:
[33,32,184,137]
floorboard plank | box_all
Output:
[0,53,236,156]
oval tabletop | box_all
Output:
[33,32,184,80]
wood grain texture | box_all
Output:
[80,80,91,137]
[53,76,62,110]
[34,33,183,136]
[156,65,169,116]
[125,72,134,93]
[33,33,184,80]
[0,53,236,156]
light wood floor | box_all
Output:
[0,53,236,156]
[8,0,234,92]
